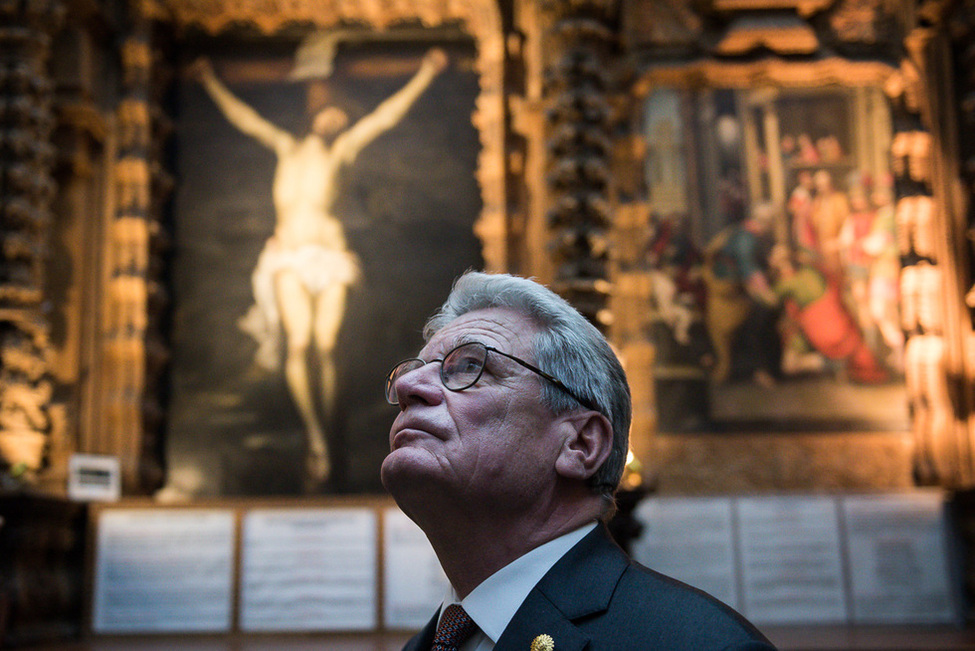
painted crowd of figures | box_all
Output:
[648,167,902,388]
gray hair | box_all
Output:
[424,271,632,508]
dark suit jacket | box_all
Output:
[403,524,775,650]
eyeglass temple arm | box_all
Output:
[491,349,600,412]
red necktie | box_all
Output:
[431,604,478,651]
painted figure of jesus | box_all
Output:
[190,47,448,489]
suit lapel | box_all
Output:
[494,590,590,651]
[494,526,628,651]
[402,609,438,651]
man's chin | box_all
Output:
[380,446,437,494]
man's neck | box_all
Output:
[419,499,603,599]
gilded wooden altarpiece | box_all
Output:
[513,0,975,496]
[0,0,509,495]
[6,0,975,501]
[601,0,975,494]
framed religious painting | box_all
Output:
[640,85,908,435]
[164,29,484,497]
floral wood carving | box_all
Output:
[713,0,834,17]
[543,3,617,326]
[829,0,888,43]
[621,0,703,48]
[635,57,895,92]
[905,333,950,485]
[102,18,173,492]
[0,0,64,475]
[715,15,820,55]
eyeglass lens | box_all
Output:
[441,342,487,391]
[386,359,422,404]
[385,342,488,405]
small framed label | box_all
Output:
[68,454,121,502]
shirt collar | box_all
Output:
[441,522,597,644]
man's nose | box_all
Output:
[393,361,442,407]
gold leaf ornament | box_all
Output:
[530,634,555,651]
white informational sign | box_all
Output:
[383,507,449,629]
[92,509,235,633]
[736,496,847,624]
[239,508,378,632]
[68,454,121,502]
[842,491,958,624]
[630,497,739,610]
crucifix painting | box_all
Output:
[163,32,483,498]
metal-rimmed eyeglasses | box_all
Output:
[384,341,599,411]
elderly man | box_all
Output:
[382,272,774,650]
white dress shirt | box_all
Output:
[436,522,597,651]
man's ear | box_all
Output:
[554,411,614,481]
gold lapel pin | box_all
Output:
[530,634,555,651]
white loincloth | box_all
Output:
[238,239,360,371]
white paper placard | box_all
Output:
[383,507,449,629]
[68,454,121,502]
[92,509,235,633]
[630,497,739,610]
[736,495,847,624]
[842,491,957,624]
[239,508,377,632]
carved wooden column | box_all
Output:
[886,7,975,487]
[609,132,655,487]
[0,0,64,480]
[517,0,652,482]
[510,0,557,281]
[950,0,975,488]
[102,6,169,494]
[44,3,115,492]
[542,0,618,326]
[937,2,975,620]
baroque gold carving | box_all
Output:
[905,334,950,484]
[884,59,923,113]
[111,216,152,274]
[901,261,944,335]
[715,16,820,55]
[621,0,703,48]
[915,262,944,335]
[894,195,914,256]
[635,57,895,93]
[890,130,932,183]
[713,0,834,17]
[895,194,938,259]
[543,4,617,325]
[150,0,471,35]
[830,0,887,43]
[912,195,937,258]
[900,263,919,332]
[0,2,62,477]
[115,157,151,214]
[101,26,161,491]
[0,315,54,471]
[118,98,151,150]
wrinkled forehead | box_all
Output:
[421,307,539,358]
